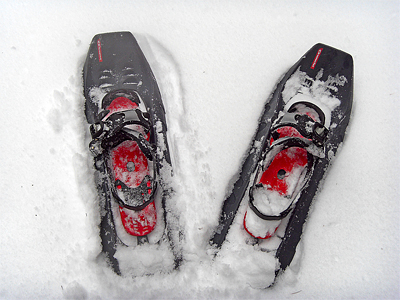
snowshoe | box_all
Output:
[83,32,181,275]
[210,44,353,286]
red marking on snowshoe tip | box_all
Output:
[97,39,103,62]
[106,97,156,236]
[311,48,323,69]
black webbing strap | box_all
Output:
[271,111,328,147]
[89,108,151,157]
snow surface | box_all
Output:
[1,0,400,299]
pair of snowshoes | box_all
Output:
[83,32,353,285]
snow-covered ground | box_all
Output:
[1,0,399,299]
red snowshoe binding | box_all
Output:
[244,96,328,239]
[89,90,158,237]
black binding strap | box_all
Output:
[287,100,326,125]
[248,100,330,220]
[271,112,328,147]
[249,184,293,221]
[271,100,329,147]
[89,108,151,157]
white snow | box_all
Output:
[282,72,342,128]
[1,0,399,299]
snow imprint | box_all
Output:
[282,67,346,112]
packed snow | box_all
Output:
[0,0,399,299]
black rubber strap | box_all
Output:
[287,100,326,125]
[89,108,151,157]
[249,184,293,221]
[101,129,153,160]
[271,100,329,147]
[271,112,328,147]
[90,108,150,139]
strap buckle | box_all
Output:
[312,122,329,146]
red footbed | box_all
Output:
[106,96,156,236]
[106,96,138,114]
[263,127,308,195]
[119,203,157,236]
[258,147,307,195]
[244,126,309,240]
[111,140,150,189]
